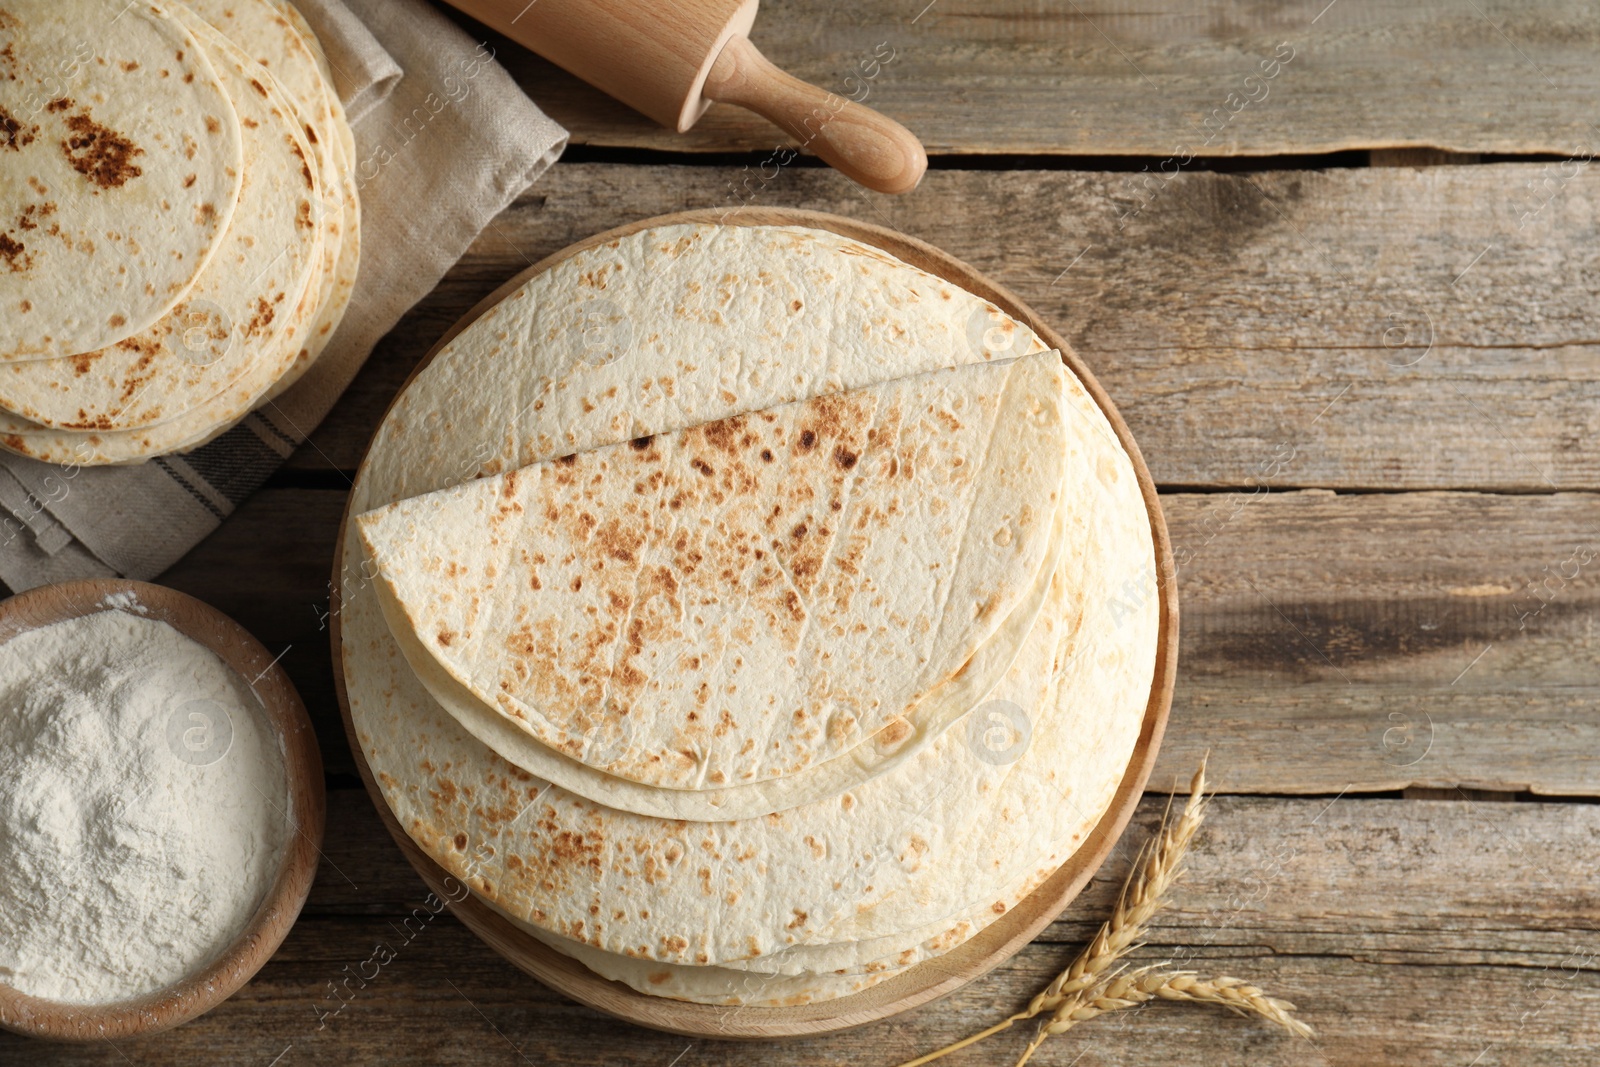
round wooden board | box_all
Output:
[331,208,1178,1040]
[0,579,325,1042]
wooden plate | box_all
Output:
[0,579,325,1041]
[332,208,1178,1039]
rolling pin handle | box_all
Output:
[703,34,927,195]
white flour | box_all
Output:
[0,608,289,1004]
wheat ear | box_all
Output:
[1012,967,1314,1067]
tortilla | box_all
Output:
[0,8,321,430]
[0,223,322,465]
[184,0,358,399]
[500,376,1151,981]
[342,223,1157,972]
[370,492,1059,822]
[497,744,1109,1002]
[504,897,908,1007]
[0,0,244,360]
[526,481,1116,989]
[271,0,354,167]
[188,0,357,405]
[356,353,1069,803]
[263,81,358,402]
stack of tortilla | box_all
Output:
[341,222,1159,1006]
[0,0,358,465]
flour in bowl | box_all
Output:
[0,609,289,1004]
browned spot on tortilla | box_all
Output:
[250,78,268,97]
[46,98,71,113]
[18,300,30,313]
[183,173,196,188]
[0,105,36,150]
[878,717,911,746]
[61,112,144,188]
[0,232,31,273]
[289,137,311,186]
[108,313,125,327]
[629,435,653,451]
[244,295,274,336]
[833,445,858,470]
[194,201,216,226]
[438,630,454,647]
[12,201,48,230]
[120,60,139,72]
[204,115,220,134]
[797,429,817,453]
[992,901,1007,914]
[698,415,750,456]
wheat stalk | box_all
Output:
[894,760,1311,1067]
[1013,967,1314,1067]
[1147,972,1313,1037]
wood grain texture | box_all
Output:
[290,162,1600,490]
[159,487,1600,797]
[1154,490,1600,796]
[6,790,1596,1064]
[462,0,1600,157]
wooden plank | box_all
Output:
[1155,490,1600,797]
[292,162,1600,491]
[8,792,1597,1064]
[162,487,1600,796]
[459,0,1600,157]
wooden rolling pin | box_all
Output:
[444,0,927,194]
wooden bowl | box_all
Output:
[332,208,1178,1039]
[0,579,325,1041]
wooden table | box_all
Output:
[11,1,1599,1063]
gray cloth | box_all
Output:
[0,0,567,593]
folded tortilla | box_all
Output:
[356,352,1070,817]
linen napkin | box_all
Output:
[0,0,568,591]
